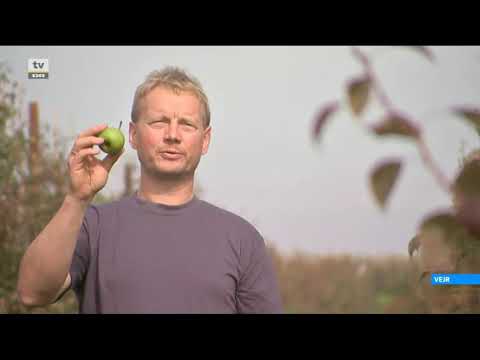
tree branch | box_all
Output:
[352,46,452,195]
[351,47,395,113]
[417,136,452,193]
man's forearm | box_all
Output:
[17,194,90,306]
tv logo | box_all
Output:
[28,59,49,79]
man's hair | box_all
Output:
[131,66,210,128]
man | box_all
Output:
[16,66,283,314]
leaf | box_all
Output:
[419,214,453,272]
[369,159,402,210]
[462,148,480,166]
[453,162,480,237]
[454,160,480,198]
[420,212,463,236]
[407,46,435,62]
[454,106,480,130]
[408,235,420,257]
[312,101,339,141]
[455,197,480,239]
[417,211,472,273]
[371,114,420,140]
[347,76,371,116]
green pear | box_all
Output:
[98,127,125,155]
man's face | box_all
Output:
[129,86,211,180]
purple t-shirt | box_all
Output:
[66,193,283,314]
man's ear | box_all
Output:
[129,121,137,150]
[201,126,211,155]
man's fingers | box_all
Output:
[77,124,108,138]
[72,147,101,163]
[72,136,105,153]
[100,147,125,172]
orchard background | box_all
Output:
[1,46,479,313]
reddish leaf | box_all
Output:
[418,211,473,273]
[312,101,339,141]
[454,160,480,198]
[421,211,462,234]
[347,75,371,116]
[461,149,480,168]
[370,159,402,210]
[455,197,480,239]
[453,160,480,238]
[454,106,480,130]
[371,114,420,140]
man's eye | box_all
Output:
[180,123,195,129]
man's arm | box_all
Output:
[236,228,284,314]
[16,124,123,308]
[17,196,88,307]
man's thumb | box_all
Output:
[101,147,125,172]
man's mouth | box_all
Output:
[161,149,183,154]
[160,151,184,160]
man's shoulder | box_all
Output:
[197,199,261,236]
[85,195,132,217]
[197,199,245,222]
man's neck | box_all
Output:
[137,170,195,206]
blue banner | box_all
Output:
[431,274,480,285]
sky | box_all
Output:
[1,46,480,256]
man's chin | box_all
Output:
[151,168,191,180]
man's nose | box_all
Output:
[164,123,181,142]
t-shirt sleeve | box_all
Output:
[68,206,93,300]
[236,223,283,314]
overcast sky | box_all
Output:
[2,46,480,256]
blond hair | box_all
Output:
[131,66,210,128]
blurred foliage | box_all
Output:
[0,63,117,313]
[267,245,431,314]
[0,60,439,314]
[313,46,480,313]
[3,50,480,314]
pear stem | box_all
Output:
[118,121,123,130]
